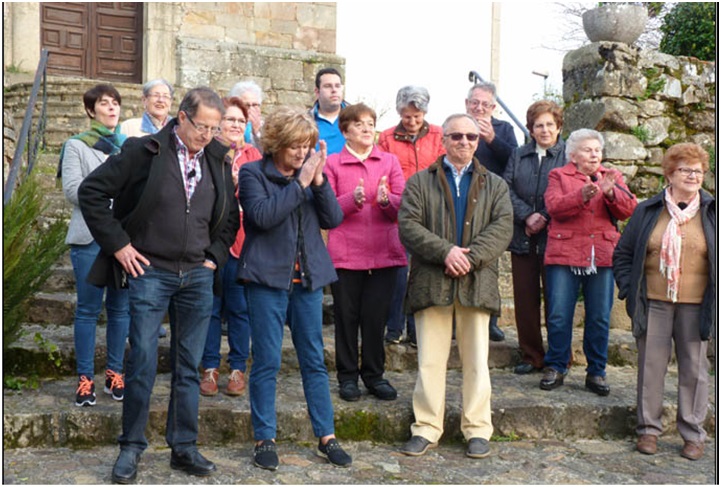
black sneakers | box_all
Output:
[253,440,279,471]
[367,379,397,400]
[317,438,352,467]
[75,375,96,407]
[339,381,361,401]
[104,369,125,401]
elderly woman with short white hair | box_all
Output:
[541,129,637,395]
[378,85,445,345]
[120,79,174,138]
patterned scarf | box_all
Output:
[57,120,126,178]
[659,188,700,302]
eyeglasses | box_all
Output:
[146,93,172,101]
[245,103,261,108]
[445,132,480,142]
[222,117,247,125]
[185,112,222,136]
[467,100,495,110]
[676,167,704,178]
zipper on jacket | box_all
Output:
[180,198,191,277]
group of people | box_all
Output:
[59,65,714,483]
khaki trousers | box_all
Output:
[410,301,493,442]
[636,300,709,442]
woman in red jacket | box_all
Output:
[378,86,445,346]
[540,129,637,395]
[325,103,407,402]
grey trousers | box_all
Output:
[636,299,709,442]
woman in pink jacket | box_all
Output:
[325,103,407,402]
[540,129,637,395]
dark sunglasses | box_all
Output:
[445,132,480,142]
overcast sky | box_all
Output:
[336,1,592,142]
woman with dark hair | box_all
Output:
[540,129,637,395]
[237,106,351,470]
[61,83,129,407]
[614,143,714,461]
[503,100,566,375]
[325,103,406,402]
[199,97,261,397]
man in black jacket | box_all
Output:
[79,87,238,484]
[465,81,518,341]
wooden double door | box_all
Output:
[41,2,143,83]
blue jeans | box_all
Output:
[70,242,129,377]
[120,264,214,454]
[246,282,335,441]
[385,264,416,339]
[544,265,614,377]
[202,256,250,371]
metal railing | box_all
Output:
[4,48,50,205]
[468,70,530,142]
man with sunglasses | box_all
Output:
[465,81,518,342]
[78,87,239,483]
[398,114,512,460]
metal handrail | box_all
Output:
[4,48,50,205]
[468,70,530,141]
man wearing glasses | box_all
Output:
[78,87,239,483]
[398,114,512,460]
[465,81,518,342]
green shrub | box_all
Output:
[660,3,716,61]
[3,171,67,351]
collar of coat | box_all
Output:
[141,117,230,164]
[517,137,565,158]
[392,120,430,142]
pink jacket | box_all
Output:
[324,145,408,270]
[544,162,637,268]
[377,122,445,181]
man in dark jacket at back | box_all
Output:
[465,80,518,341]
[78,87,238,484]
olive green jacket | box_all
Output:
[398,156,513,315]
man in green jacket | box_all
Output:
[397,114,512,460]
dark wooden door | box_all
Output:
[41,2,143,83]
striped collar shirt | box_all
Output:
[174,127,204,201]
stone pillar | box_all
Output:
[6,2,40,73]
[144,2,181,84]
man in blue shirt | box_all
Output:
[311,67,348,154]
[465,81,518,342]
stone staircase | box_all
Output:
[2,77,715,454]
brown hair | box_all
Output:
[661,142,710,177]
[338,103,376,133]
[222,96,250,121]
[260,106,319,156]
[525,100,563,133]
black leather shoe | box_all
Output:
[489,322,505,342]
[367,379,397,400]
[170,449,216,476]
[585,374,610,396]
[539,367,565,390]
[112,450,140,484]
[339,381,361,401]
[514,362,539,375]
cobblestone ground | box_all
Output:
[3,437,716,484]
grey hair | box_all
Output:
[441,113,481,134]
[142,79,174,98]
[229,80,263,103]
[466,81,496,100]
[178,87,224,118]
[565,129,604,159]
[395,85,430,114]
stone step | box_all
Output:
[5,319,641,379]
[3,365,715,450]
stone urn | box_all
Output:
[582,4,648,45]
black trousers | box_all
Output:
[331,267,398,386]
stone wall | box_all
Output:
[562,42,715,198]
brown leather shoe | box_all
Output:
[636,434,657,455]
[199,368,219,396]
[225,369,246,396]
[681,440,704,460]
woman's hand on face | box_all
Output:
[376,176,389,206]
[354,178,366,206]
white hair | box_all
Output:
[229,80,263,103]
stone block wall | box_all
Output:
[562,42,715,198]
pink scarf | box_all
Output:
[659,189,700,302]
